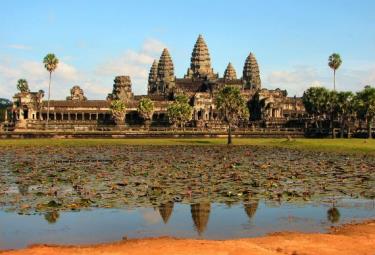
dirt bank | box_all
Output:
[2,220,375,255]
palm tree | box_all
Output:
[355,86,375,139]
[328,53,342,91]
[137,97,155,129]
[43,53,59,128]
[336,91,355,138]
[16,79,30,93]
[215,86,249,144]
[302,86,330,130]
[327,90,338,138]
[110,100,126,126]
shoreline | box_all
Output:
[2,219,375,255]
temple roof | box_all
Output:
[42,100,110,108]
[175,78,208,92]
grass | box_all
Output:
[0,138,374,154]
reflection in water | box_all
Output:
[191,203,211,235]
[327,207,340,223]
[1,200,375,250]
[244,200,259,220]
[224,201,236,208]
[44,211,60,224]
[158,202,174,224]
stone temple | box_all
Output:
[9,35,305,130]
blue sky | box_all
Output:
[1,0,375,99]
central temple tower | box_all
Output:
[185,35,218,80]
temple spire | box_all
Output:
[243,53,261,89]
[148,60,158,84]
[242,53,261,89]
[223,62,237,81]
[185,35,217,79]
[156,48,175,93]
[148,59,158,93]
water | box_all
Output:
[1,199,374,250]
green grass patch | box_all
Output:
[0,138,374,154]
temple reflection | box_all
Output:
[44,211,60,224]
[191,202,211,235]
[158,202,174,224]
[327,207,340,223]
[244,200,259,220]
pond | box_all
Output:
[1,199,375,250]
[0,145,374,250]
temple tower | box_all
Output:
[223,62,237,81]
[148,60,158,93]
[66,86,87,101]
[242,53,261,89]
[185,35,217,80]
[156,48,175,94]
[107,76,133,101]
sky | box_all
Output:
[1,0,375,100]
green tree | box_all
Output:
[355,86,375,139]
[167,94,193,129]
[302,87,330,130]
[110,100,126,125]
[137,97,154,129]
[335,91,355,138]
[215,86,249,144]
[0,98,12,122]
[327,90,339,138]
[43,53,59,128]
[328,53,342,91]
[16,79,30,93]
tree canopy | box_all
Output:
[215,86,249,144]
[43,53,59,73]
[16,79,30,93]
[328,53,342,71]
[167,94,193,128]
[110,100,126,125]
[137,97,154,120]
[355,86,375,138]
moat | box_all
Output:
[1,144,374,249]
[1,199,375,249]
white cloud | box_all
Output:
[142,38,166,54]
[0,38,166,100]
[265,65,375,96]
[7,44,32,50]
[0,59,82,100]
[95,38,166,95]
